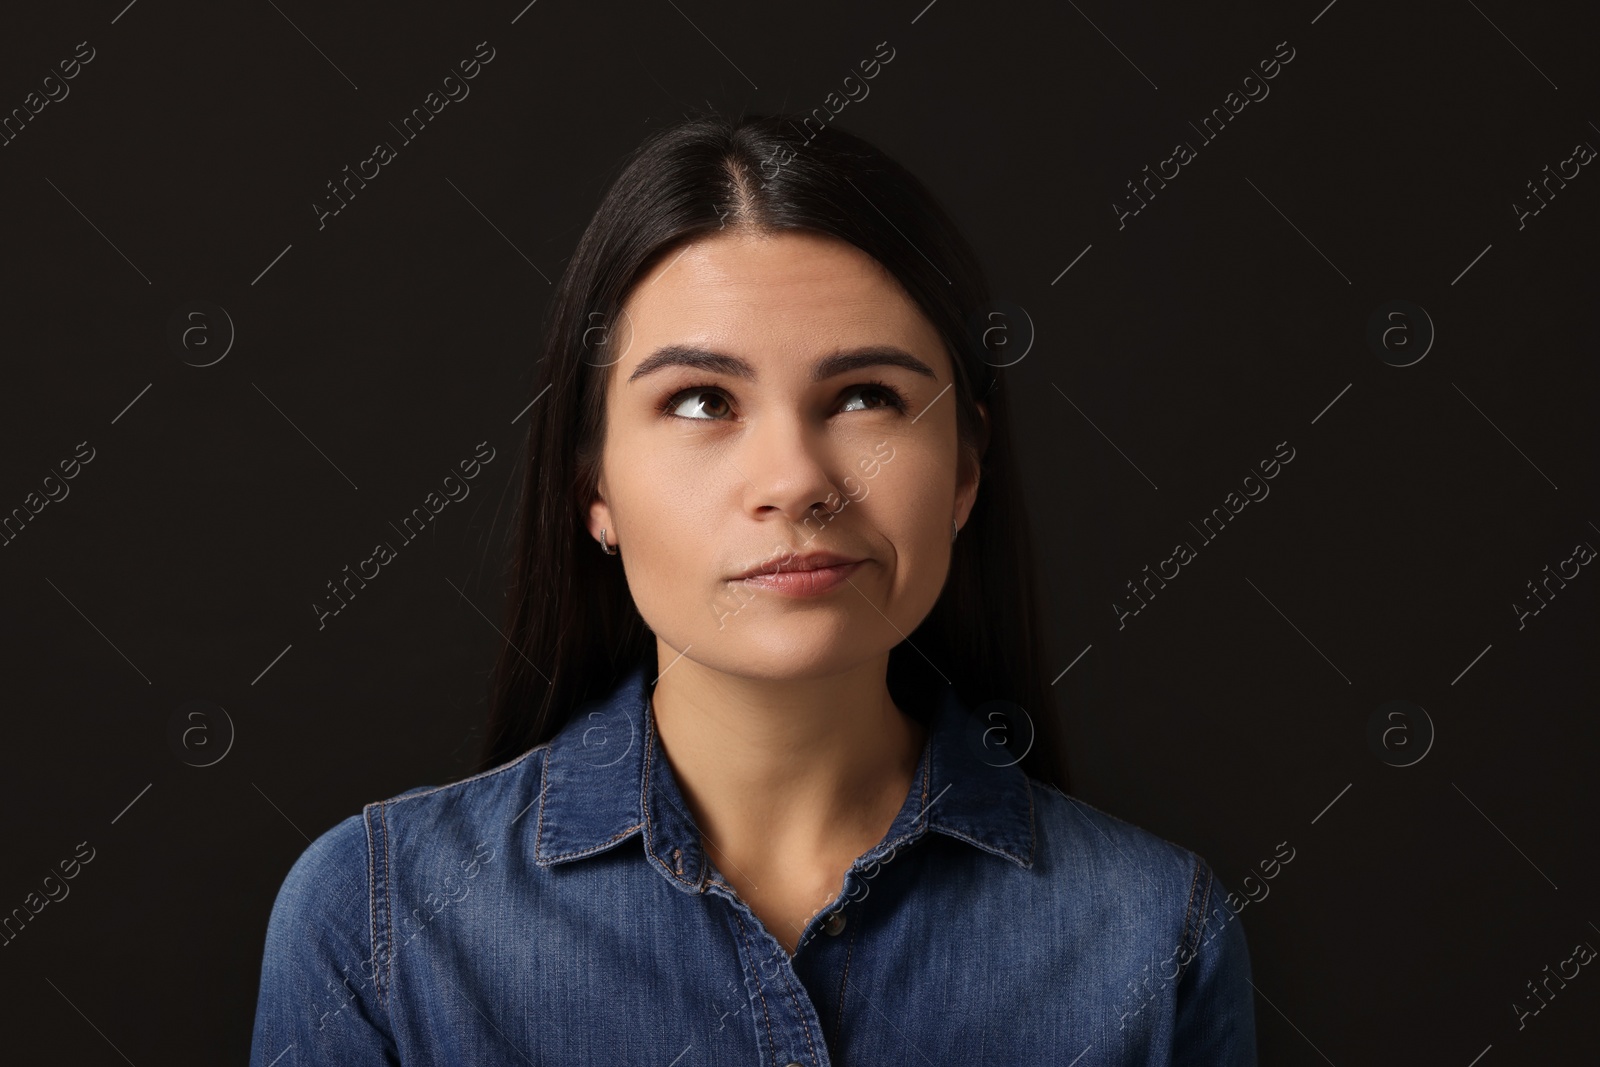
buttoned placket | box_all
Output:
[694,840,921,1067]
[534,657,1036,1066]
[639,690,937,1067]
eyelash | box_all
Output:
[657,379,909,420]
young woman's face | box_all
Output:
[590,229,983,680]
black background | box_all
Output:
[1,0,1596,1062]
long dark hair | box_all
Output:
[477,110,1070,795]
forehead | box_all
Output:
[614,230,944,374]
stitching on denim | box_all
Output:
[1175,856,1211,984]
[1041,780,1194,857]
[534,743,552,861]
[734,913,779,1060]
[381,740,550,811]
[531,745,641,868]
[1180,854,1204,940]
[379,802,394,1003]
[773,943,820,1066]
[640,706,701,887]
[833,917,860,1048]
[543,823,645,863]
[641,713,684,885]
[717,878,815,1057]
[1023,774,1037,866]
[918,737,931,815]
[363,804,383,1010]
[931,826,1030,867]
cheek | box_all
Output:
[856,455,954,598]
[607,448,729,613]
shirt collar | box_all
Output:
[532,658,1036,887]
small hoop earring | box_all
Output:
[951,519,959,543]
[599,528,618,555]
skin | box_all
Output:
[586,227,986,955]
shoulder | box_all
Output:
[1027,777,1209,894]
[269,744,551,928]
[371,742,550,818]
[353,743,552,884]
[1024,778,1235,970]
[1025,777,1258,1051]
[255,746,551,995]
[265,809,374,940]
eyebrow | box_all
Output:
[625,344,939,385]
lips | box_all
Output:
[731,550,864,581]
[736,559,865,597]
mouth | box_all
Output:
[736,559,865,597]
[730,551,867,598]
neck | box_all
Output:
[648,640,926,873]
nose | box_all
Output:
[738,411,844,529]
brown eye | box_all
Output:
[664,388,733,420]
[660,380,908,421]
[839,382,908,414]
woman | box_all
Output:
[250,111,1258,1065]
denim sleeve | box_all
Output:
[249,810,400,1066]
[1171,861,1259,1067]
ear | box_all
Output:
[955,400,988,528]
[587,475,615,547]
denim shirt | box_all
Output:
[250,661,1258,1065]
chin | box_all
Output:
[719,627,878,677]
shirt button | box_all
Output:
[823,911,847,936]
